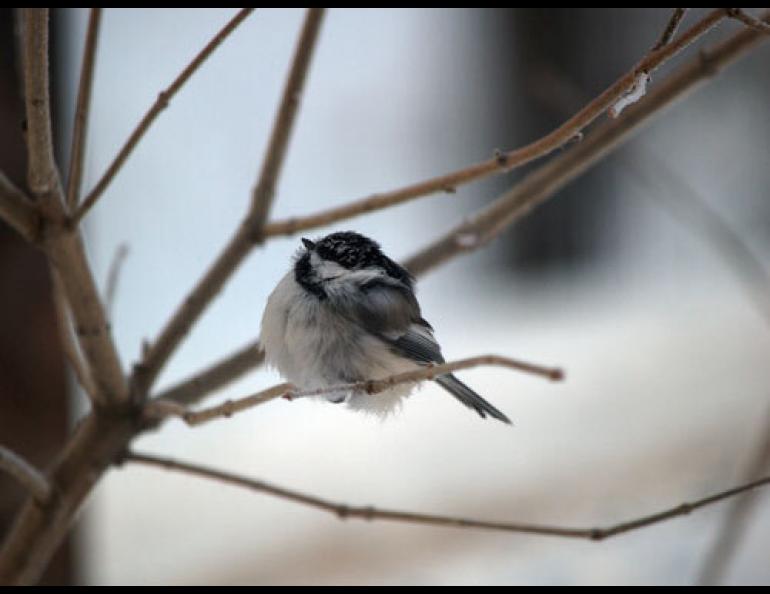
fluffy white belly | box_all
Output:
[260,272,418,415]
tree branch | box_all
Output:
[652,8,689,51]
[0,171,40,243]
[0,446,51,504]
[727,7,770,34]
[152,339,264,406]
[52,272,99,401]
[72,8,256,224]
[261,8,729,240]
[65,7,102,211]
[250,7,326,239]
[123,450,770,541]
[147,354,563,426]
[131,8,325,399]
[403,11,770,277]
[22,9,58,201]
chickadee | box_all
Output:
[260,231,511,424]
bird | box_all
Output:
[260,231,511,424]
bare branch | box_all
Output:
[3,11,768,586]
[52,273,99,401]
[152,339,264,406]
[72,8,256,224]
[0,446,51,505]
[262,8,729,240]
[132,9,325,399]
[652,8,689,51]
[250,7,326,239]
[22,9,58,201]
[20,7,127,407]
[403,12,770,277]
[66,7,102,211]
[104,243,129,319]
[0,171,40,243]
[123,450,770,541]
[147,354,563,426]
[727,8,770,34]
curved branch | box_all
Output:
[124,450,770,541]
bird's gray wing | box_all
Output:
[339,276,444,364]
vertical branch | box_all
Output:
[66,7,102,211]
[250,7,326,238]
[21,7,127,407]
[132,8,325,398]
[22,9,58,202]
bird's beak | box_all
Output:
[301,237,316,251]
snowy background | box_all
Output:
[58,8,770,585]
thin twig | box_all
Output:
[22,9,58,203]
[0,446,51,504]
[727,8,770,34]
[152,339,264,406]
[652,8,689,51]
[0,172,40,243]
[131,8,325,399]
[403,12,770,277]
[147,355,563,426]
[123,450,770,541]
[51,273,99,401]
[262,9,729,240]
[66,7,102,211]
[104,243,129,320]
[72,8,255,224]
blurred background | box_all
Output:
[1,7,769,585]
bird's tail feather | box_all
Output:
[435,374,511,424]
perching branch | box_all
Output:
[124,450,770,541]
[152,339,264,406]
[261,8,729,240]
[147,354,563,426]
[403,11,770,277]
[132,8,325,399]
[65,7,102,211]
[72,8,255,224]
[0,446,51,505]
[0,172,39,243]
